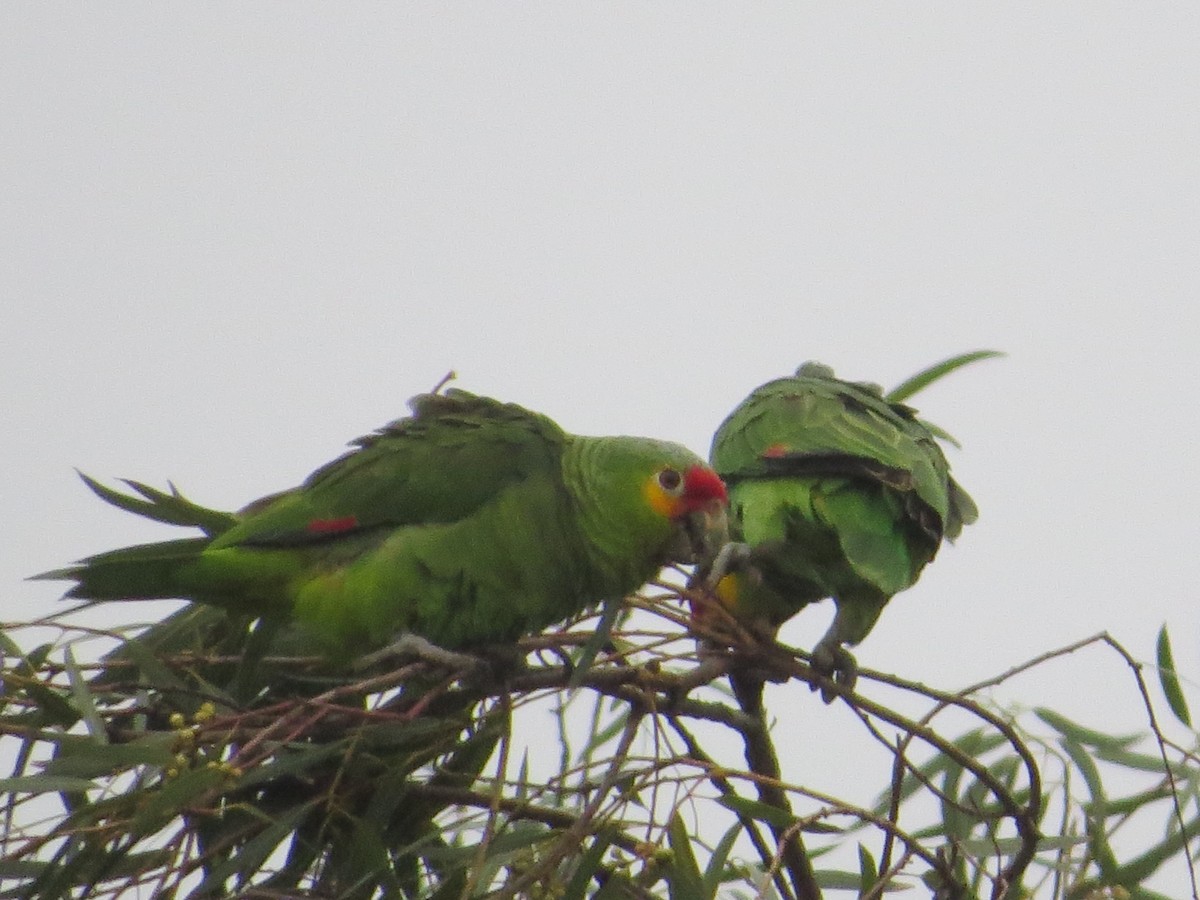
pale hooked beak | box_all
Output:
[680,498,730,567]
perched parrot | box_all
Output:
[704,354,992,699]
[41,389,729,663]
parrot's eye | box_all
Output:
[657,467,683,494]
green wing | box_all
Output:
[712,362,968,538]
[41,391,570,641]
[709,358,982,624]
[212,390,566,549]
[707,356,991,697]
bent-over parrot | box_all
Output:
[41,389,729,662]
[704,356,988,698]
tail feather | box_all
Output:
[35,475,241,602]
[77,473,238,537]
[36,538,210,602]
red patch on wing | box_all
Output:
[761,443,791,458]
[306,516,360,535]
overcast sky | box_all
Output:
[3,5,1198,887]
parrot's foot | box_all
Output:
[355,634,488,677]
[704,541,753,590]
[810,637,857,703]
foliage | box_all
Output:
[1,594,1196,899]
[4,354,1193,898]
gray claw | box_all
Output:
[810,637,857,703]
[355,633,486,675]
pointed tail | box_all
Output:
[33,474,237,602]
[36,538,210,601]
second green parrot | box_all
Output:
[42,388,729,662]
[704,356,987,697]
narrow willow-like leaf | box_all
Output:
[581,705,630,758]
[570,598,622,688]
[702,821,744,899]
[1156,624,1192,728]
[886,350,1003,404]
[422,823,554,864]
[1094,744,1189,777]
[717,795,798,830]
[0,775,96,794]
[562,831,614,900]
[1090,784,1174,816]
[189,801,316,896]
[23,678,79,729]
[814,869,907,890]
[1110,816,1200,888]
[955,834,1087,855]
[62,647,105,742]
[44,734,176,779]
[130,765,227,837]
[1036,708,1141,751]
[939,759,970,843]
[868,728,1008,819]
[666,812,705,900]
[857,842,878,896]
[1057,738,1107,809]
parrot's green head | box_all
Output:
[640,451,730,566]
[566,437,729,577]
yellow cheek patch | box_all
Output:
[642,475,683,519]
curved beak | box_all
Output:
[680,497,730,567]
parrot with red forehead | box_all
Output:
[41,388,729,660]
[705,352,994,699]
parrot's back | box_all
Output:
[44,389,726,660]
[710,363,976,626]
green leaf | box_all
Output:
[563,832,614,900]
[666,812,705,900]
[1090,784,1174,816]
[569,597,623,688]
[24,683,81,728]
[857,842,878,896]
[1093,744,1187,776]
[702,822,743,899]
[955,834,1086,855]
[717,794,843,835]
[130,765,228,837]
[189,801,316,896]
[939,758,969,842]
[581,706,630,759]
[0,858,52,881]
[44,733,176,778]
[1057,738,1107,809]
[717,794,798,830]
[63,647,105,741]
[1156,624,1192,728]
[1035,708,1141,752]
[867,728,1008,820]
[814,869,911,890]
[886,350,1003,404]
[0,775,97,794]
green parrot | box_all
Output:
[41,388,729,663]
[704,354,991,698]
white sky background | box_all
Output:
[3,4,1199,891]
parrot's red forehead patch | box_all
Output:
[761,443,790,459]
[683,465,728,504]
